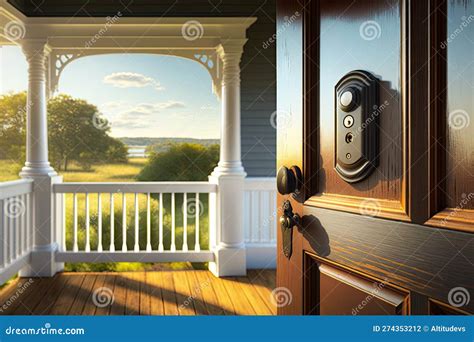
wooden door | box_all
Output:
[276,0,473,315]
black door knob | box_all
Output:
[277,165,302,195]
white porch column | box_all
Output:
[209,40,247,277]
[19,39,63,277]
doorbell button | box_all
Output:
[339,87,358,112]
[340,91,353,107]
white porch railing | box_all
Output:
[0,178,276,284]
[0,179,34,284]
[243,178,277,268]
[52,182,216,263]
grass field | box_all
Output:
[0,158,147,182]
[0,158,206,272]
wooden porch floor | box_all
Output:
[0,270,276,315]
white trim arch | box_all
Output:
[48,49,222,98]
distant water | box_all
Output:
[127,146,148,158]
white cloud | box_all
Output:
[156,101,186,109]
[100,101,185,115]
[106,101,186,129]
[100,101,130,112]
[154,83,165,91]
[113,113,151,129]
[200,104,217,111]
[103,72,165,91]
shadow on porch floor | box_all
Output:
[0,270,276,315]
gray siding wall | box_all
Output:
[240,2,277,177]
[16,0,277,177]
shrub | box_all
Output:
[137,143,219,181]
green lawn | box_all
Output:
[0,158,206,272]
[0,158,147,182]
[0,160,23,182]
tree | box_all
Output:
[0,92,128,170]
[104,137,128,164]
[137,143,219,181]
[0,92,27,162]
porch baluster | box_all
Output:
[7,211,12,264]
[182,193,188,251]
[62,194,66,251]
[146,193,151,252]
[15,202,20,259]
[85,193,90,252]
[122,193,127,252]
[27,194,32,251]
[97,193,103,252]
[195,193,200,252]
[17,195,26,255]
[171,193,176,252]
[134,193,139,252]
[158,193,164,252]
[109,193,115,252]
[73,193,78,252]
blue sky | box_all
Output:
[0,46,220,139]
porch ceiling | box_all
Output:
[7,0,268,17]
[0,0,257,97]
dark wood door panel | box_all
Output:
[305,0,411,222]
[317,0,402,201]
[301,205,474,313]
[430,300,470,315]
[444,0,474,209]
[310,262,408,315]
[277,0,473,316]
